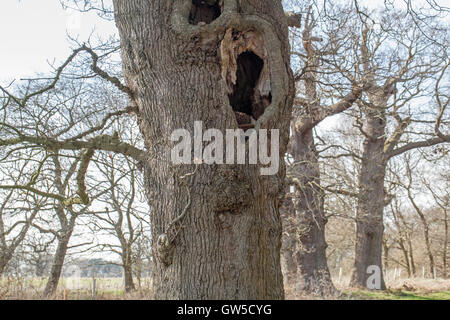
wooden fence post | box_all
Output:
[91,267,96,300]
[338,267,342,284]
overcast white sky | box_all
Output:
[1,0,446,83]
[0,0,116,83]
[1,0,445,141]
[0,0,411,145]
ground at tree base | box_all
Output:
[284,278,450,300]
[1,277,449,300]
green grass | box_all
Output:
[348,290,450,300]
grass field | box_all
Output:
[1,277,449,300]
[284,277,450,300]
[0,277,153,300]
[348,290,450,300]
[345,278,450,300]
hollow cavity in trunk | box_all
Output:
[228,51,271,129]
[189,0,222,25]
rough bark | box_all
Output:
[280,17,362,296]
[283,126,335,296]
[350,91,388,290]
[113,0,294,299]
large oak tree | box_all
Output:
[112,0,295,299]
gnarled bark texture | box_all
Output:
[282,126,335,296]
[113,0,294,299]
[280,21,362,296]
[350,90,388,290]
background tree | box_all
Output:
[0,187,42,275]
[22,233,55,278]
[282,1,364,296]
[90,142,150,293]
[0,53,144,296]
[311,3,450,288]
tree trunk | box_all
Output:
[113,0,294,299]
[43,233,71,297]
[350,101,387,290]
[383,241,390,272]
[280,207,298,285]
[0,255,9,276]
[408,238,416,277]
[392,211,411,276]
[123,264,135,293]
[0,248,14,276]
[283,126,335,296]
[122,248,136,293]
[409,190,436,275]
[399,241,412,277]
[422,223,435,275]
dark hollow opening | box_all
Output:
[228,51,268,128]
[189,0,222,25]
